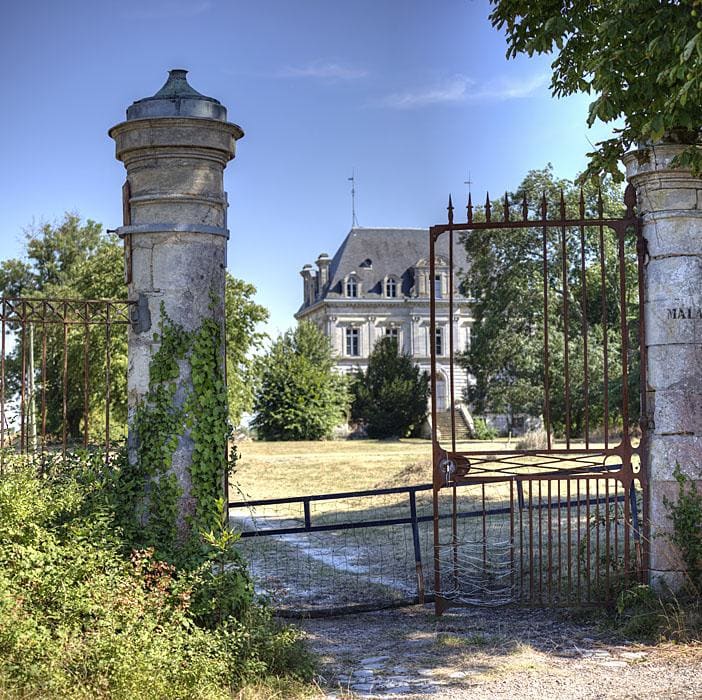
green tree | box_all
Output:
[224,274,269,427]
[461,165,640,437]
[351,336,429,439]
[252,322,349,441]
[0,214,269,441]
[489,0,702,179]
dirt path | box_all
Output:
[297,605,702,699]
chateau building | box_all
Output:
[295,228,473,413]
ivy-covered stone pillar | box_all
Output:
[624,143,702,593]
[110,69,243,540]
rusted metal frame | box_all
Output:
[0,298,133,325]
[62,301,68,456]
[616,223,632,445]
[560,197,572,449]
[528,480,534,602]
[430,216,634,235]
[510,478,515,598]
[557,480,562,600]
[105,303,112,463]
[567,478,572,599]
[481,483,487,573]
[576,478,582,602]
[409,490,425,603]
[599,215,610,450]
[586,479,592,601]
[41,315,47,455]
[429,225,443,614]
[83,302,90,448]
[542,217,552,450]
[605,478,611,598]
[578,204,590,448]
[547,479,553,603]
[20,301,27,453]
[538,480,543,603]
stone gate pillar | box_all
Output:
[624,143,702,592]
[109,69,243,529]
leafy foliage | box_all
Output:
[0,457,314,699]
[351,336,429,439]
[224,274,269,427]
[664,464,702,593]
[252,322,349,441]
[489,0,702,179]
[460,166,640,437]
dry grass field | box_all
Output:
[232,438,510,501]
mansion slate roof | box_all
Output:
[320,227,470,301]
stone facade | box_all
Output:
[624,143,702,593]
[295,228,472,412]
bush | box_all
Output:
[351,337,429,439]
[516,428,549,450]
[0,456,314,699]
[472,417,498,440]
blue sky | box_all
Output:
[0,0,615,335]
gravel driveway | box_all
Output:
[297,604,702,699]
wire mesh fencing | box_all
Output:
[230,474,645,615]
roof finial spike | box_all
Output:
[447,194,454,225]
[541,192,548,220]
[522,192,528,221]
[467,192,473,223]
[624,182,637,217]
[503,192,510,222]
[579,188,585,218]
[559,189,566,218]
[485,193,492,223]
[597,185,604,218]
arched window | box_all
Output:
[385,277,397,298]
[346,276,358,298]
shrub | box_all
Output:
[472,417,498,440]
[0,456,314,699]
[516,428,549,450]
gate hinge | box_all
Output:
[130,293,152,334]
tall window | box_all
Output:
[385,277,397,298]
[346,276,358,298]
[434,274,443,299]
[385,327,399,341]
[435,327,443,356]
[345,327,360,356]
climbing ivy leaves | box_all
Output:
[129,301,230,563]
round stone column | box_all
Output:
[624,143,702,592]
[109,69,243,529]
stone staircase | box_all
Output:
[434,409,472,441]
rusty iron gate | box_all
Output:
[0,297,133,471]
[429,184,647,611]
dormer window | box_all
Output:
[385,277,398,298]
[346,275,358,298]
[360,258,373,269]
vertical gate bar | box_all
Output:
[62,303,68,457]
[409,490,425,603]
[20,302,27,453]
[560,194,571,449]
[41,313,47,454]
[541,202,552,449]
[452,484,459,586]
[538,480,543,603]
[617,226,631,436]
[576,477,582,603]
[83,303,90,449]
[605,478,611,597]
[595,478,601,591]
[528,480,534,603]
[586,477,592,601]
[105,303,112,462]
[630,482,642,579]
[547,479,553,603]
[0,299,5,469]
[520,479,525,601]
[566,478,572,598]
[481,483,487,572]
[448,224,456,452]
[557,478,562,600]
[614,478,620,576]
[510,478,515,599]
[303,499,311,529]
[598,197,609,450]
[430,225,441,614]
[579,200,590,447]
[623,478,631,577]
